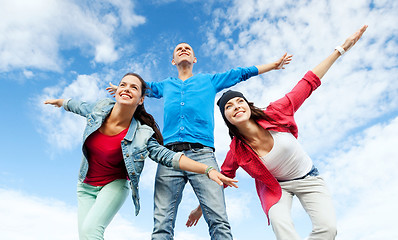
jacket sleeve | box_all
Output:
[62,99,96,117]
[269,71,321,116]
[220,150,239,181]
[146,137,182,169]
[146,81,163,99]
[211,66,259,92]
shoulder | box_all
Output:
[135,120,155,135]
[93,98,115,109]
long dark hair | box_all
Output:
[121,73,164,145]
[224,101,276,141]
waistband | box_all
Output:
[165,142,214,152]
[278,165,319,182]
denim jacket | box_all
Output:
[63,98,182,215]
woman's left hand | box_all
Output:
[341,25,368,52]
[208,170,239,188]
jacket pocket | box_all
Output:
[132,148,149,173]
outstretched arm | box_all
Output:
[256,53,293,74]
[178,155,239,188]
[312,25,367,79]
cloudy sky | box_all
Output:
[1,0,397,239]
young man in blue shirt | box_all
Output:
[109,43,291,239]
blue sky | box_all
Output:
[1,0,398,239]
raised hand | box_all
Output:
[106,82,118,97]
[275,53,293,70]
[341,25,368,53]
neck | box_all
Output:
[177,62,194,81]
[107,103,136,128]
[236,119,265,143]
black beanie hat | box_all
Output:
[217,90,248,119]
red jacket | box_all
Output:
[220,71,321,224]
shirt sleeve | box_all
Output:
[269,71,321,116]
[146,81,163,99]
[211,66,259,92]
[220,150,239,181]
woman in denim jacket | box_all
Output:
[45,72,237,240]
[187,26,367,240]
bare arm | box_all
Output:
[178,155,239,188]
[255,53,293,75]
[312,25,368,79]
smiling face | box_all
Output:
[115,75,145,107]
[172,43,197,65]
[224,97,251,126]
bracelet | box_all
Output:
[205,166,214,178]
[335,46,345,55]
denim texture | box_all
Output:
[152,147,232,240]
[63,98,183,215]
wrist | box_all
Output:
[335,46,345,55]
[205,166,214,178]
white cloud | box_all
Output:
[205,0,398,157]
[322,116,398,239]
[37,73,108,149]
[0,188,154,240]
[204,0,398,238]
[0,0,145,72]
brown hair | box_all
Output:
[121,73,164,145]
[223,101,276,141]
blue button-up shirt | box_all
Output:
[147,66,258,148]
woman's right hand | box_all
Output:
[106,82,118,97]
[44,99,64,108]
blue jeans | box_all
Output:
[77,179,129,240]
[151,147,232,240]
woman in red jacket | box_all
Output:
[187,25,367,239]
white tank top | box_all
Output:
[259,131,313,181]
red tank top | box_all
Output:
[84,128,128,186]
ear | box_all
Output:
[171,59,176,65]
[138,96,145,105]
[193,57,197,64]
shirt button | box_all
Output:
[124,141,127,145]
[179,137,183,141]
[181,115,184,118]
[131,172,136,175]
[140,154,144,159]
[180,126,184,130]
[126,153,129,157]
[181,102,184,106]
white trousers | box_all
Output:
[268,175,337,240]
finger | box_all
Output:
[193,220,198,226]
[214,177,223,186]
[228,181,239,188]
